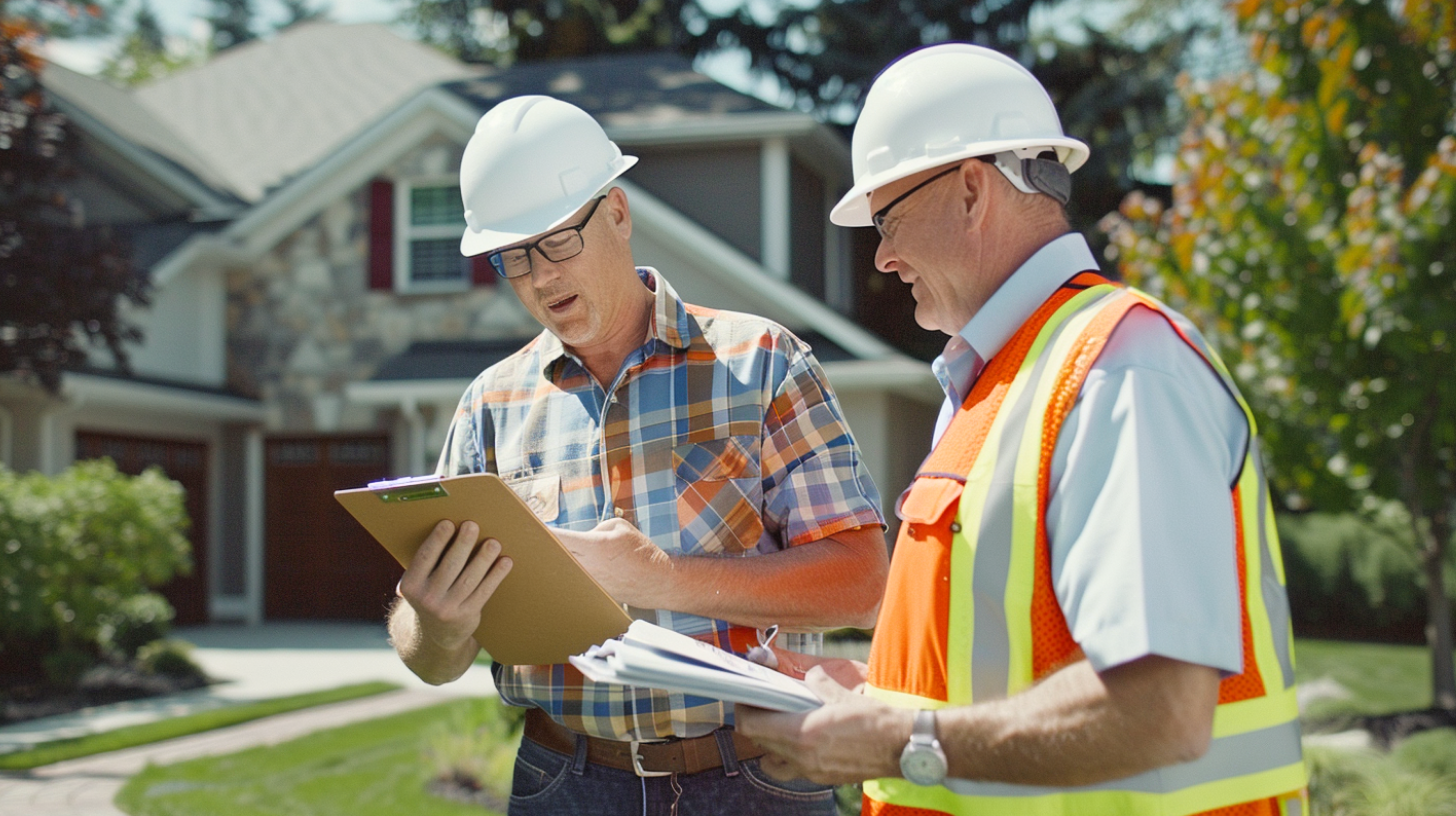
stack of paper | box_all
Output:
[569,620,823,713]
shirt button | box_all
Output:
[614,507,625,518]
[949,522,962,533]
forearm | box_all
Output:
[649,526,888,631]
[934,656,1219,786]
[387,597,482,685]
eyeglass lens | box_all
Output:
[489,196,605,279]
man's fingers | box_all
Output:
[433,520,481,587]
[452,537,502,597]
[464,549,513,610]
[407,520,455,575]
[402,520,457,597]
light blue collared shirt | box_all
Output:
[927,233,1247,677]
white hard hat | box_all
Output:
[831,43,1090,227]
[459,95,638,256]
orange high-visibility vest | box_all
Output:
[863,273,1307,816]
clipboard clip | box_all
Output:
[367,475,451,503]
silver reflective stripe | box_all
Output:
[1254,453,1296,689]
[969,303,1091,703]
[942,717,1304,797]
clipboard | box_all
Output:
[334,472,632,665]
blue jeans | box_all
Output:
[508,732,838,816]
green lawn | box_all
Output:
[0,682,399,771]
[117,697,512,816]
[1294,639,1437,722]
[109,639,1456,816]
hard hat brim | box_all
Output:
[460,155,639,257]
[829,138,1089,227]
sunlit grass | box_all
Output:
[116,697,512,816]
[0,682,398,770]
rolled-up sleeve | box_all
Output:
[760,338,885,548]
[1046,308,1248,676]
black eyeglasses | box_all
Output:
[487,196,605,279]
[871,167,958,240]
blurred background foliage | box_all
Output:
[1103,0,1456,707]
[0,459,193,688]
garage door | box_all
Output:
[75,431,210,625]
[264,436,401,620]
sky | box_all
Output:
[44,0,403,73]
[42,0,1109,84]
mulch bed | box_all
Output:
[1355,708,1456,749]
[427,771,509,812]
[1,664,209,727]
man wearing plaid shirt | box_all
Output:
[388,95,889,815]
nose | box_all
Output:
[874,236,900,274]
[528,251,564,286]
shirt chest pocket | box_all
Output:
[503,474,562,524]
[672,436,764,555]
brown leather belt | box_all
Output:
[523,708,764,777]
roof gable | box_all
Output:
[445,51,782,129]
[134,22,479,202]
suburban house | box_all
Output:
[4,22,941,626]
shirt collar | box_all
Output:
[536,267,694,378]
[935,233,1100,405]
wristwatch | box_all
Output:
[899,709,948,786]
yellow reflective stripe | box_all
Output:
[1213,685,1300,738]
[863,683,947,710]
[865,761,1309,816]
[1263,478,1289,588]
[947,284,1117,703]
[1237,456,1289,705]
[1005,286,1119,693]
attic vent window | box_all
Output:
[396,180,470,292]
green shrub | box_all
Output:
[1279,504,1456,642]
[100,593,176,659]
[0,460,191,683]
[1306,738,1456,816]
[41,648,94,687]
[135,638,206,681]
[422,697,522,804]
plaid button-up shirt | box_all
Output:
[436,268,883,740]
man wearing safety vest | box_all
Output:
[736,43,1308,816]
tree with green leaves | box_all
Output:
[1,2,149,393]
[205,0,256,51]
[279,0,326,30]
[100,1,200,86]
[1103,0,1456,707]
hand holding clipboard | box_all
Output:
[335,473,632,665]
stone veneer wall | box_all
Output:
[225,140,539,433]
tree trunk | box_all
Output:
[1418,511,1456,711]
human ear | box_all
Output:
[606,187,633,240]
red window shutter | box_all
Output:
[471,255,496,286]
[368,180,394,290]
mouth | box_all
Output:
[545,294,578,313]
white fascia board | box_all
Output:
[619,178,901,362]
[62,373,265,422]
[604,111,818,146]
[223,87,479,258]
[150,233,252,288]
[819,359,941,406]
[52,96,239,220]
[794,125,853,187]
[346,378,475,407]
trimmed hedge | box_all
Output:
[0,460,191,685]
[1279,505,1455,643]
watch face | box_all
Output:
[900,744,948,786]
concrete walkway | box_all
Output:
[0,622,497,816]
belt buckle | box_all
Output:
[629,740,673,777]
